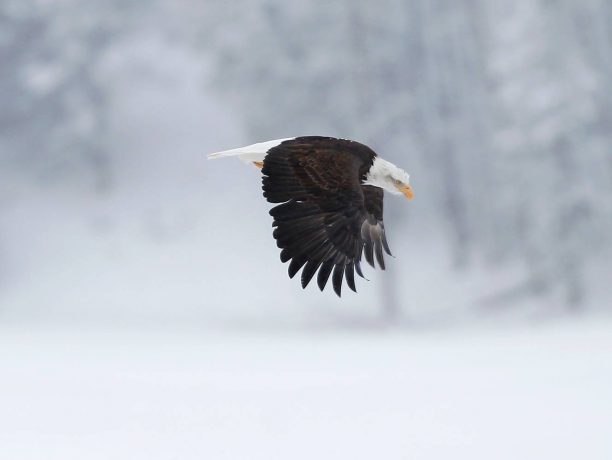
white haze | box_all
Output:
[1,1,611,458]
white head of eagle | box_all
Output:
[208,136,414,297]
[363,157,413,200]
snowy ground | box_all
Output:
[1,318,611,460]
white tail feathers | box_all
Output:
[208,138,294,164]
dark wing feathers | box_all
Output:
[344,262,356,292]
[317,259,335,291]
[331,263,345,296]
[262,137,391,297]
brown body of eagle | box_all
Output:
[261,137,392,297]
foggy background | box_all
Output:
[1,1,611,459]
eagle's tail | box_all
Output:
[207,138,293,164]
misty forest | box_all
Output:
[2,0,611,323]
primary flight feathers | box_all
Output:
[208,136,413,297]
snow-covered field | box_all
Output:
[1,318,611,460]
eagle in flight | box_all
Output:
[208,136,413,297]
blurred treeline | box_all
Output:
[2,0,611,310]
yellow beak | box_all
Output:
[398,183,414,200]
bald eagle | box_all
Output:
[208,136,413,297]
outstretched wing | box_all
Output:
[261,137,392,296]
